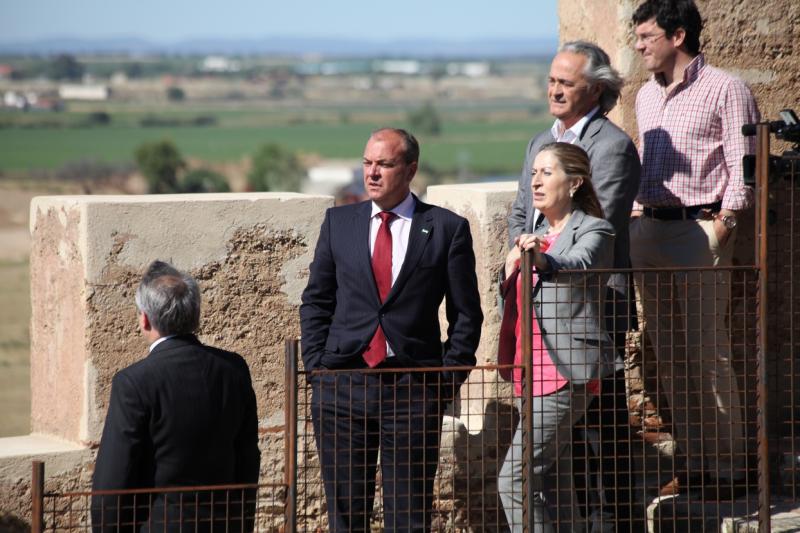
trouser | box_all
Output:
[310,371,445,533]
[630,216,745,479]
[572,280,635,532]
[572,368,633,533]
[498,385,593,533]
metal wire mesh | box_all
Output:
[39,483,285,532]
[291,264,762,532]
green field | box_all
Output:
[0,260,30,437]
[0,106,549,176]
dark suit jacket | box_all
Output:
[300,197,483,384]
[91,335,260,532]
[507,113,641,272]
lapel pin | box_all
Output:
[422,228,430,234]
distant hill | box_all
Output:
[0,35,558,58]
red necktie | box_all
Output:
[364,211,395,367]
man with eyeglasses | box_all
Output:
[629,0,759,499]
[507,41,640,532]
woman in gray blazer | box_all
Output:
[497,142,616,532]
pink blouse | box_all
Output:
[512,233,567,396]
[509,232,601,397]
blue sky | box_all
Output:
[2,0,558,43]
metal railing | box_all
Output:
[31,461,286,532]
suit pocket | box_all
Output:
[324,334,339,353]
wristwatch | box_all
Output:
[715,213,738,229]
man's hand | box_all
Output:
[713,209,737,247]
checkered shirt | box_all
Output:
[634,53,759,211]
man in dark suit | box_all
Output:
[91,261,260,532]
[300,128,483,532]
[508,42,641,532]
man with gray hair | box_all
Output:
[91,260,260,532]
[505,41,640,532]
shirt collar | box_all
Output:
[149,334,177,353]
[655,52,705,88]
[371,192,415,221]
[550,106,600,142]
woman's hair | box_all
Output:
[538,142,605,219]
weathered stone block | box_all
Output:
[27,193,331,445]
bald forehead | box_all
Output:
[366,132,406,157]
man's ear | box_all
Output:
[671,27,687,49]
[406,161,418,182]
[139,310,152,332]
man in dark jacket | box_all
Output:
[91,260,260,532]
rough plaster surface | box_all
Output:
[0,435,94,531]
[427,182,517,435]
[29,193,330,444]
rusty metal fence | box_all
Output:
[289,264,761,532]
[30,464,287,533]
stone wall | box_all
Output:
[1,193,331,526]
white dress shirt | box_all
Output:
[369,192,415,356]
[149,334,176,353]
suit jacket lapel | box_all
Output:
[546,209,586,257]
[577,114,605,154]
[384,199,433,306]
[355,202,381,304]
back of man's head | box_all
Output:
[135,260,201,336]
[632,0,703,56]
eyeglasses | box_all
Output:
[635,32,666,45]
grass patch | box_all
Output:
[0,105,550,176]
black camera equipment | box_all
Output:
[742,109,799,185]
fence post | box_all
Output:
[284,338,299,533]
[31,460,44,533]
[520,250,534,533]
[755,122,771,533]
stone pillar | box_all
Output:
[29,193,330,445]
[427,182,517,429]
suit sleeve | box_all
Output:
[590,136,641,237]
[91,372,149,532]
[233,366,260,533]
[299,208,337,372]
[234,369,260,484]
[508,137,537,247]
[92,373,148,490]
[443,217,483,376]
